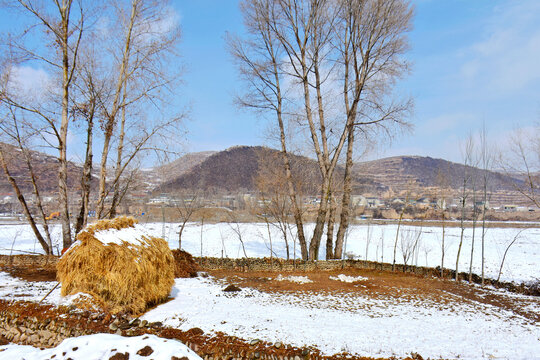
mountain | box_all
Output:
[158,146,385,195]
[159,146,286,193]
[0,143,85,194]
[153,151,217,184]
[158,149,523,204]
[354,155,521,192]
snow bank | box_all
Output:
[0,333,202,360]
[275,274,313,284]
[329,274,367,283]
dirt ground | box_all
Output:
[207,268,540,324]
[1,261,538,359]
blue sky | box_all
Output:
[175,0,540,163]
[1,0,539,164]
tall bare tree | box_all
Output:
[232,0,413,261]
[334,0,413,259]
[0,0,85,249]
[228,0,309,259]
[95,0,183,219]
[455,135,474,281]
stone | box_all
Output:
[109,323,118,331]
[249,338,260,346]
[223,284,242,292]
[274,341,283,349]
[136,345,154,356]
[118,322,131,330]
[29,334,39,344]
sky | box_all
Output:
[1,0,539,164]
[173,0,540,163]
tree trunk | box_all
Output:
[109,89,127,219]
[335,125,354,259]
[59,3,72,249]
[325,193,336,260]
[97,0,137,219]
[0,150,50,254]
[75,113,94,235]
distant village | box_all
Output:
[1,188,535,223]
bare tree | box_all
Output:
[497,229,524,282]
[1,0,185,250]
[455,135,474,281]
[227,212,249,259]
[334,0,413,260]
[233,0,414,261]
[95,0,184,219]
[478,124,492,286]
[229,0,309,259]
[0,0,86,249]
[174,193,200,251]
[500,126,540,208]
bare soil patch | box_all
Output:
[208,268,540,323]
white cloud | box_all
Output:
[8,65,51,100]
[459,1,540,94]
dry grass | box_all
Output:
[57,217,175,315]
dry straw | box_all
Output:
[57,217,175,314]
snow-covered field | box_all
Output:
[0,271,538,359]
[1,220,539,283]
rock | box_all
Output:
[186,327,204,336]
[274,341,283,349]
[20,333,27,342]
[136,345,154,356]
[109,323,118,331]
[118,322,131,330]
[116,329,122,335]
[38,330,54,341]
[29,334,39,344]
[249,338,260,346]
[223,284,242,292]
[109,352,130,360]
[139,320,148,328]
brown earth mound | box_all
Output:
[171,250,199,278]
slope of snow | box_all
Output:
[0,272,538,359]
[141,276,539,359]
[0,333,202,360]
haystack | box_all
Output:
[57,217,175,314]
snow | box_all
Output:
[140,276,540,359]
[0,220,539,358]
[275,274,313,284]
[0,271,538,359]
[93,224,154,247]
[0,333,202,360]
[1,221,539,283]
[329,274,367,282]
